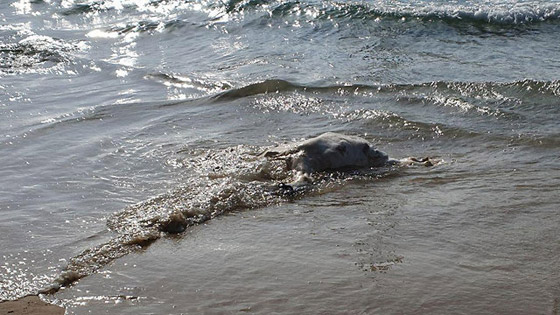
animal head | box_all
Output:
[362,143,389,167]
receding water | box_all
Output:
[1,0,560,314]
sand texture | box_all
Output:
[0,296,64,315]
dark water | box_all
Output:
[1,0,560,313]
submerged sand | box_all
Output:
[0,296,64,315]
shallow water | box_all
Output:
[1,0,560,313]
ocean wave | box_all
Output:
[145,72,232,92]
[213,79,301,100]
[34,76,560,293]
[213,78,560,101]
[331,2,560,25]
[40,138,399,293]
[223,0,560,25]
[59,0,216,17]
[108,19,189,34]
[56,0,560,26]
[211,78,560,144]
[212,79,560,135]
[0,35,87,75]
[15,77,556,147]
[61,0,167,16]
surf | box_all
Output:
[38,132,438,294]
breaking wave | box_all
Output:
[0,34,86,75]
[221,0,560,26]
[315,2,560,25]
[57,0,560,26]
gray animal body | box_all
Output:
[264,132,390,173]
[263,132,435,192]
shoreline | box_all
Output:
[0,296,65,315]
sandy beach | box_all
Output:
[0,296,64,315]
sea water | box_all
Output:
[1,0,559,313]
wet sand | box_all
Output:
[0,296,64,315]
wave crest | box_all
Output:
[56,0,560,26]
[0,35,86,75]
[219,0,560,26]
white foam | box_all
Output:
[371,0,560,24]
